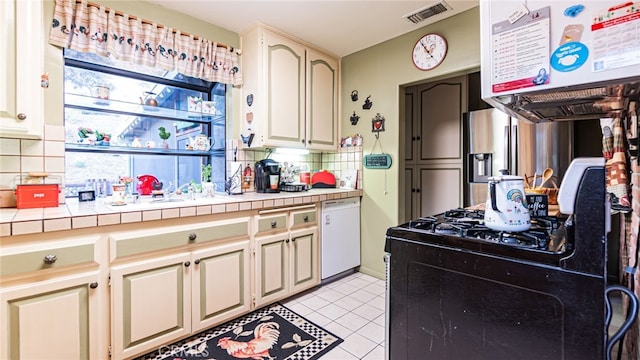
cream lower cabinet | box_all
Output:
[109,217,251,359]
[254,207,319,308]
[0,271,102,359]
[0,235,105,359]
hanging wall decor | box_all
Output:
[351,90,359,102]
[363,95,373,110]
[371,113,385,134]
[350,111,360,125]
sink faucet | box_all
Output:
[163,181,175,199]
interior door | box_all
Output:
[403,75,467,219]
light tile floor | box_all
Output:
[282,271,386,360]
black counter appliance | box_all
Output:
[385,158,637,359]
[254,159,281,193]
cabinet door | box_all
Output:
[111,252,191,360]
[289,227,319,294]
[307,49,339,151]
[263,31,306,148]
[0,271,101,359]
[418,167,462,216]
[0,0,43,139]
[192,240,251,332]
[254,233,290,307]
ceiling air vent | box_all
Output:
[404,1,452,24]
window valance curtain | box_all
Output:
[49,0,242,86]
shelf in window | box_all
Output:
[64,93,225,125]
[65,143,221,156]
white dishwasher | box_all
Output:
[321,197,361,279]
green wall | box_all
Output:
[341,7,481,278]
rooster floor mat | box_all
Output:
[135,303,344,360]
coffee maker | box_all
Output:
[255,159,281,193]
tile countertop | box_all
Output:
[0,188,362,237]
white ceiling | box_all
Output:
[146,0,479,57]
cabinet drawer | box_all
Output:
[111,217,249,260]
[255,213,288,234]
[1,240,96,277]
[291,208,317,228]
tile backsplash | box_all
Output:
[0,131,362,208]
[0,125,66,207]
[232,142,363,193]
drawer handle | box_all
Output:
[303,215,309,222]
[194,259,201,265]
[184,261,191,267]
[271,221,277,228]
[89,282,98,289]
[188,233,197,241]
[43,254,57,264]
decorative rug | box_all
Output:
[136,303,343,360]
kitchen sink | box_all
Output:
[149,198,185,203]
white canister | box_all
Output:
[484,174,531,232]
[111,183,127,205]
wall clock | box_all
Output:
[412,33,448,71]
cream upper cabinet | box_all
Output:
[306,48,339,151]
[241,25,339,151]
[0,0,44,139]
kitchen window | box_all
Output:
[63,49,226,197]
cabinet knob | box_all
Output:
[184,261,191,267]
[303,215,309,222]
[16,113,27,121]
[188,233,197,241]
[308,140,312,145]
[89,282,98,289]
[286,239,290,243]
[301,139,305,144]
[411,188,416,193]
[416,136,421,141]
[43,254,57,264]
[271,220,277,228]
[194,259,201,265]
[412,136,416,141]
[416,188,421,193]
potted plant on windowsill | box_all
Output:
[201,164,215,197]
[158,127,171,149]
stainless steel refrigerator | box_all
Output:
[464,108,573,206]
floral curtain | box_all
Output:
[48,0,242,86]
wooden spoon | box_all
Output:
[539,168,553,189]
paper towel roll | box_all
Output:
[227,161,243,194]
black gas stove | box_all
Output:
[408,208,562,250]
[385,164,610,359]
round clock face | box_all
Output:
[412,33,448,70]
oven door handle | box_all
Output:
[605,285,639,360]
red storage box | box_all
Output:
[15,184,60,209]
